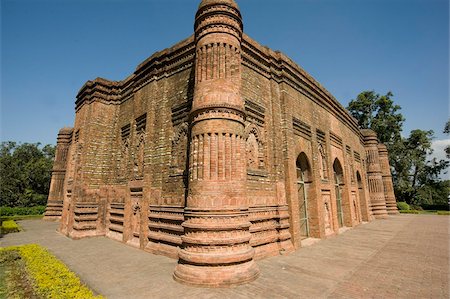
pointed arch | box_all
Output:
[333,158,344,228]
[356,171,363,189]
[333,158,344,185]
[296,152,312,239]
[296,152,311,182]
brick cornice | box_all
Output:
[240,34,362,139]
[75,36,195,111]
[75,77,122,111]
[75,33,362,142]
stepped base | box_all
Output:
[173,259,259,287]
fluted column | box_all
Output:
[173,0,259,286]
[44,127,73,221]
[362,129,388,218]
[378,144,398,214]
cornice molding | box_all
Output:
[74,32,363,142]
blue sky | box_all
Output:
[1,0,449,155]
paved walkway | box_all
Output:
[1,215,448,298]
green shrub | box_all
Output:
[410,205,423,211]
[397,202,410,211]
[422,204,450,211]
[0,206,45,216]
[437,211,450,215]
[399,210,419,214]
[1,245,103,299]
[1,220,20,234]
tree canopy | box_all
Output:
[444,119,450,159]
[347,91,404,147]
[347,91,449,206]
[0,142,55,207]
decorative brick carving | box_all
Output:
[293,117,312,140]
[45,0,399,288]
[171,123,189,175]
[107,202,125,241]
[119,124,131,180]
[44,127,73,221]
[245,124,265,170]
[173,0,259,287]
[362,129,388,218]
[322,191,333,236]
[318,143,328,180]
[133,115,146,179]
[71,202,99,238]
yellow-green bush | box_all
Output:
[397,202,410,211]
[399,210,419,214]
[1,245,103,299]
[1,219,20,233]
[437,211,450,215]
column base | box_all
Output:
[386,202,399,215]
[173,259,259,287]
[371,202,389,219]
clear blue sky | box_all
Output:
[1,0,449,147]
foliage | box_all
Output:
[393,130,449,204]
[415,180,450,206]
[1,220,21,234]
[0,249,36,298]
[0,205,46,216]
[347,91,449,206]
[347,91,404,147]
[421,203,449,211]
[396,202,410,211]
[0,142,55,207]
[1,215,44,222]
[0,245,103,299]
[437,211,450,215]
[445,119,450,159]
[399,210,419,214]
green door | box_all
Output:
[334,172,344,228]
[297,166,309,238]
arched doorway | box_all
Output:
[333,159,344,228]
[296,153,311,239]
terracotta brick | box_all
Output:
[45,0,397,287]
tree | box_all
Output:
[347,91,405,183]
[0,142,55,207]
[394,130,449,204]
[444,119,450,159]
[347,91,449,206]
[347,91,404,147]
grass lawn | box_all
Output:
[0,245,103,299]
[0,249,35,298]
[399,210,450,215]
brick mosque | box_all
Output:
[44,0,398,287]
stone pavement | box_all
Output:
[1,215,448,298]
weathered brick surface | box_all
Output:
[45,0,397,286]
[378,144,399,215]
[362,129,389,218]
[44,127,73,221]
